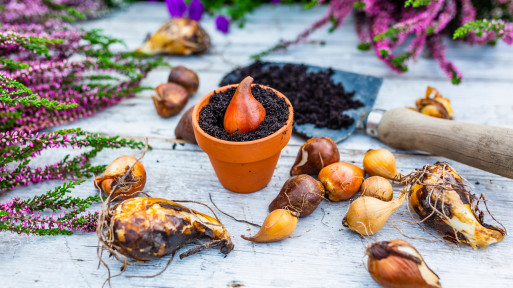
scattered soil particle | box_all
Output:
[199,85,289,142]
[220,61,363,130]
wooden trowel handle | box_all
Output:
[377,108,513,179]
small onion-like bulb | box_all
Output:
[343,191,405,235]
[318,162,364,201]
[363,149,401,181]
[361,176,393,201]
[241,209,298,243]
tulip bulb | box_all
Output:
[94,156,146,200]
[269,175,325,217]
[168,65,199,96]
[409,162,505,249]
[152,83,189,118]
[318,162,364,201]
[175,106,197,144]
[343,192,405,235]
[361,176,393,201]
[223,76,266,135]
[363,149,401,181]
[290,137,340,176]
[367,240,441,288]
[241,209,298,242]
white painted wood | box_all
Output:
[2,2,513,287]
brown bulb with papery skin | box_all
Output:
[152,83,189,118]
[168,65,199,96]
[175,106,197,144]
[367,240,441,288]
[290,137,339,176]
[223,76,266,135]
[269,174,325,217]
[319,162,364,201]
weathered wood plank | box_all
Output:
[2,2,513,288]
[1,148,512,287]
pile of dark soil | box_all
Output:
[220,61,363,130]
[199,85,289,142]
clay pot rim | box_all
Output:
[192,83,294,146]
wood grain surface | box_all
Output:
[1,3,513,288]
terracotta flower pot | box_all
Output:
[192,84,294,193]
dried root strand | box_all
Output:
[96,197,234,285]
[96,143,150,287]
[209,194,261,228]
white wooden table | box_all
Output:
[2,2,513,287]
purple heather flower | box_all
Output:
[166,0,187,18]
[215,15,230,34]
[188,0,204,21]
[271,0,281,4]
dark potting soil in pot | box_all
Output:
[220,61,363,130]
[199,85,289,142]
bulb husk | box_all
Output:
[241,209,298,242]
[413,86,453,120]
[361,176,393,201]
[343,192,405,236]
[408,161,505,249]
[363,149,400,181]
[135,18,210,55]
[367,240,441,288]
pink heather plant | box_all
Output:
[0,128,146,191]
[0,128,146,235]
[0,1,154,235]
[0,180,100,235]
[255,0,513,84]
[0,0,128,24]
[0,22,165,133]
